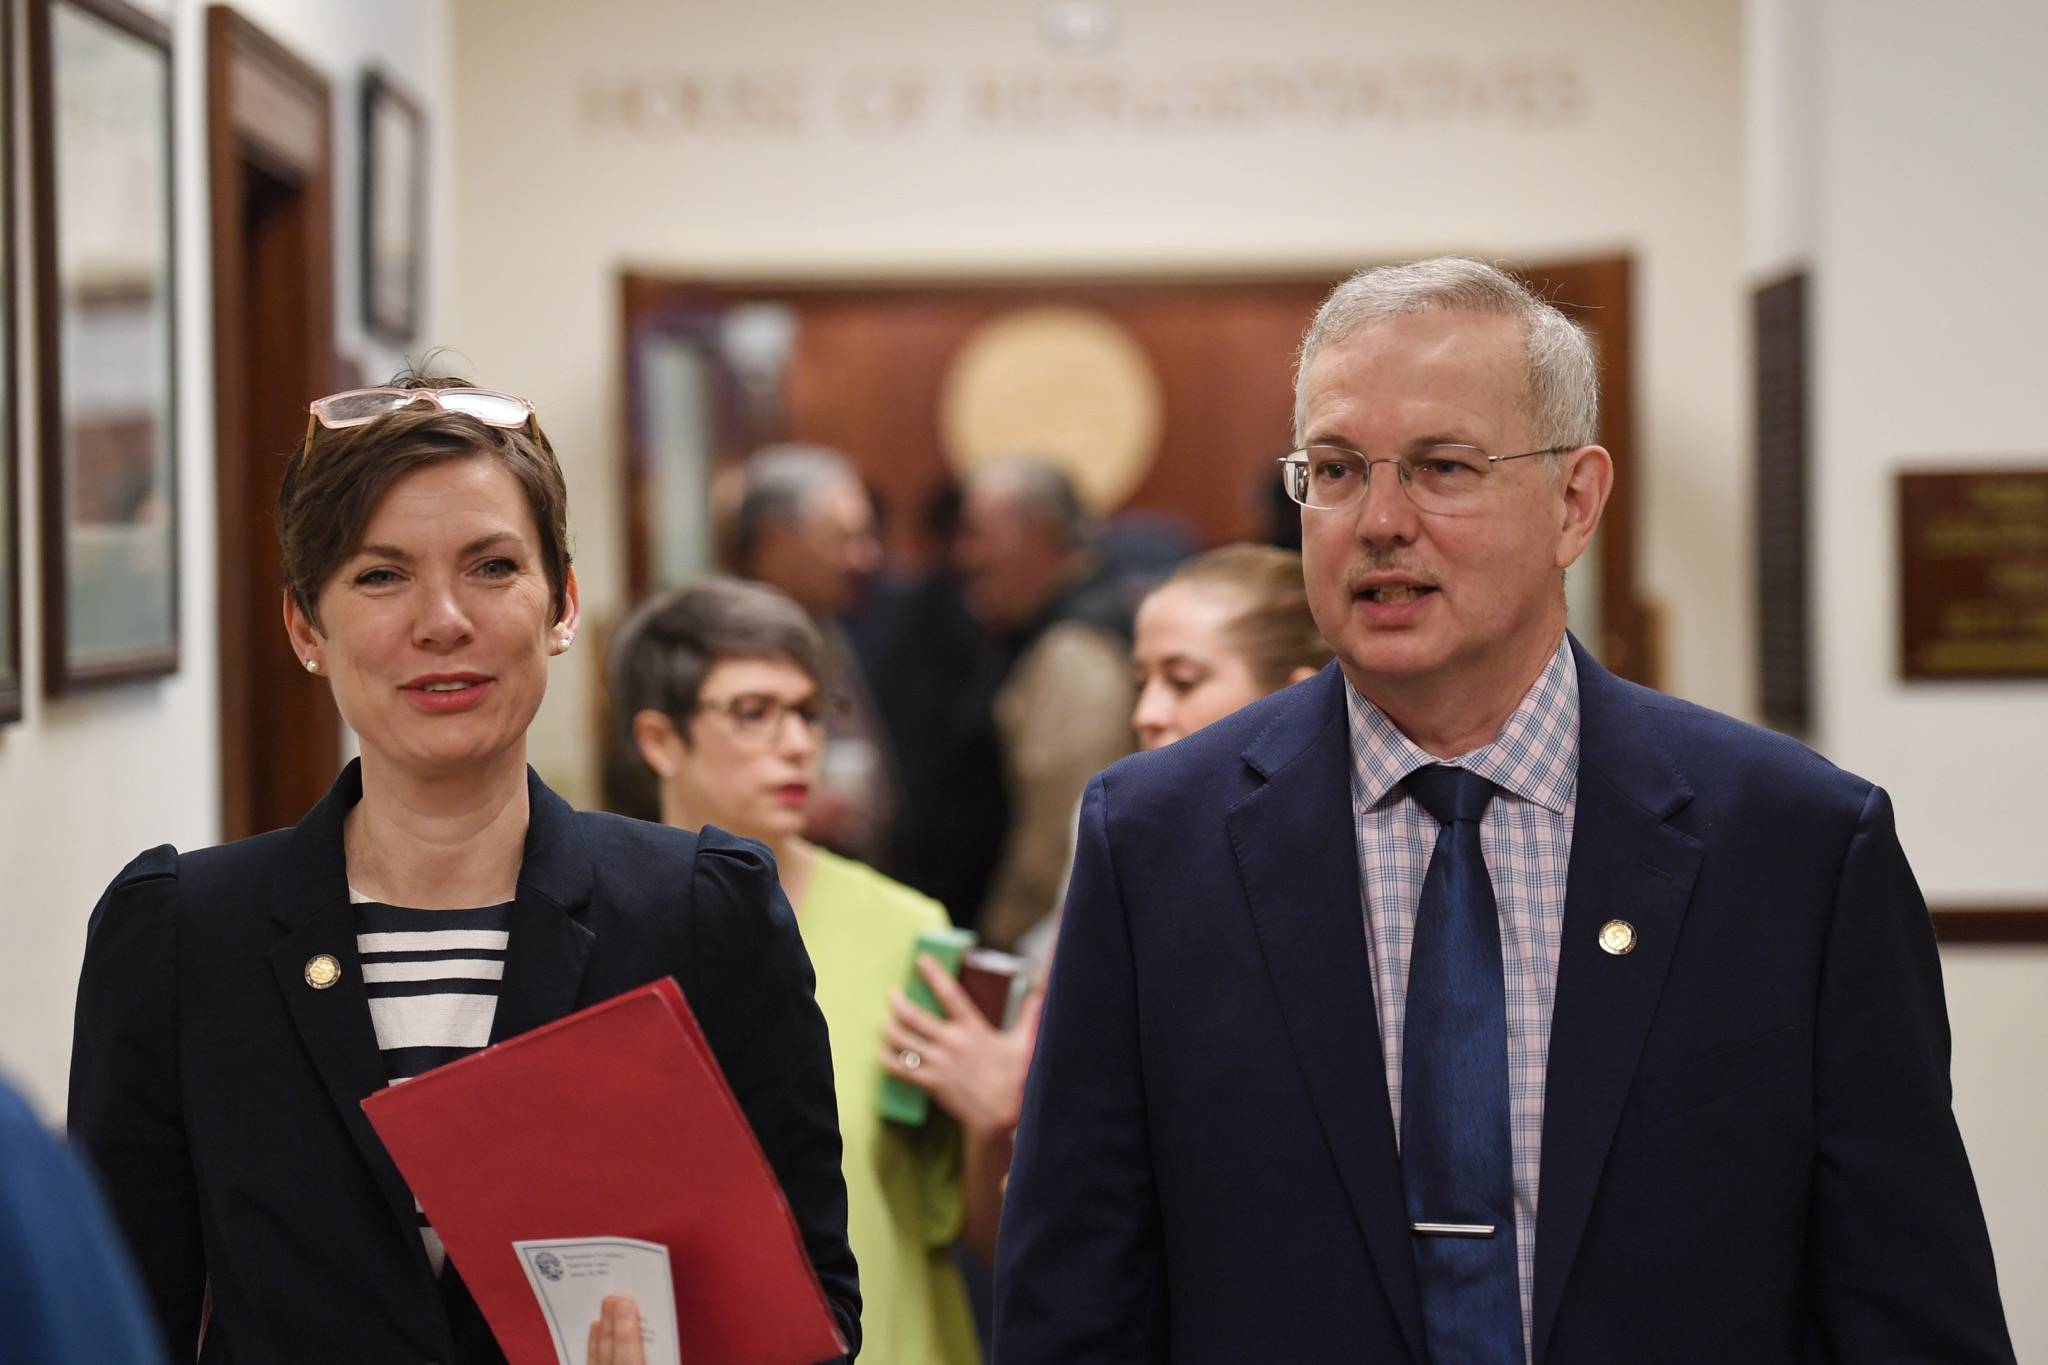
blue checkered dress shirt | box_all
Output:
[1345,636,1580,1363]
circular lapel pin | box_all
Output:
[304,954,341,989]
[1598,920,1637,956]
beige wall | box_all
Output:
[0,0,453,1117]
[1749,0,2047,1352]
[1814,1,2046,1352]
[447,0,1749,805]
[1944,946,2048,1358]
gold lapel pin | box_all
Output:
[1598,920,1637,956]
[304,954,341,989]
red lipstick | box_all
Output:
[400,672,494,714]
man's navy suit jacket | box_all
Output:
[994,639,2012,1363]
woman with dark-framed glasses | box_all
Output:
[612,578,1020,1365]
[68,376,860,1363]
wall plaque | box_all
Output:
[1898,468,2048,680]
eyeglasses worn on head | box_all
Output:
[695,692,848,742]
[307,386,537,431]
[1277,443,1571,515]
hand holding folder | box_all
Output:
[361,978,848,1365]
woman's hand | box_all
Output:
[880,955,1046,1261]
[586,1295,646,1365]
[878,955,1043,1140]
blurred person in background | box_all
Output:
[953,459,1134,950]
[1128,543,1332,751]
[69,378,858,1363]
[0,1075,164,1363]
[850,481,1013,926]
[732,443,897,863]
[1014,543,1334,971]
[615,577,1034,1365]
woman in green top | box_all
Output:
[610,577,1031,1364]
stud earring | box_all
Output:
[557,632,575,650]
[303,658,319,673]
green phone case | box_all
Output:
[879,926,978,1127]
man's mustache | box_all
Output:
[1342,555,1441,591]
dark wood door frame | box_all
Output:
[0,0,20,723]
[1539,256,1644,686]
[207,5,337,838]
[620,257,1652,687]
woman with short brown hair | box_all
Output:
[69,377,860,1363]
[612,576,1010,1365]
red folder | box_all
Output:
[361,978,847,1365]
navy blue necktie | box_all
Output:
[1400,764,1521,1363]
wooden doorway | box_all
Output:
[619,258,1653,686]
[207,7,337,839]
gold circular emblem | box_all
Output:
[937,305,1165,515]
[1598,920,1637,956]
[304,954,341,989]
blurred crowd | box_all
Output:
[601,443,1330,1358]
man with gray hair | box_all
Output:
[731,442,895,862]
[954,457,1134,950]
[995,258,2011,1362]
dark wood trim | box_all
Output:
[1540,256,1647,689]
[1930,907,2048,944]
[0,0,22,723]
[207,4,335,840]
[359,67,426,342]
[1754,270,1812,733]
[30,0,181,692]
[27,0,53,692]
[624,262,1573,295]
[54,0,168,44]
[617,274,647,597]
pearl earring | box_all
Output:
[303,658,319,673]
[558,632,574,650]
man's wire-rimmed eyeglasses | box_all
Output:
[1277,443,1571,515]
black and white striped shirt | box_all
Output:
[352,893,512,1275]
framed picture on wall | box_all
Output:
[28,0,179,691]
[1,0,21,722]
[361,69,425,342]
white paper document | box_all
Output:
[514,1236,681,1365]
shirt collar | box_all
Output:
[1345,636,1580,815]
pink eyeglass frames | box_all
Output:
[306,386,536,431]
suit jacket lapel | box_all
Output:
[1532,641,1705,1361]
[490,771,597,1042]
[266,762,435,1275]
[1227,666,1426,1365]
[265,764,600,1278]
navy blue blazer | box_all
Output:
[68,762,860,1364]
[994,639,2011,1363]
